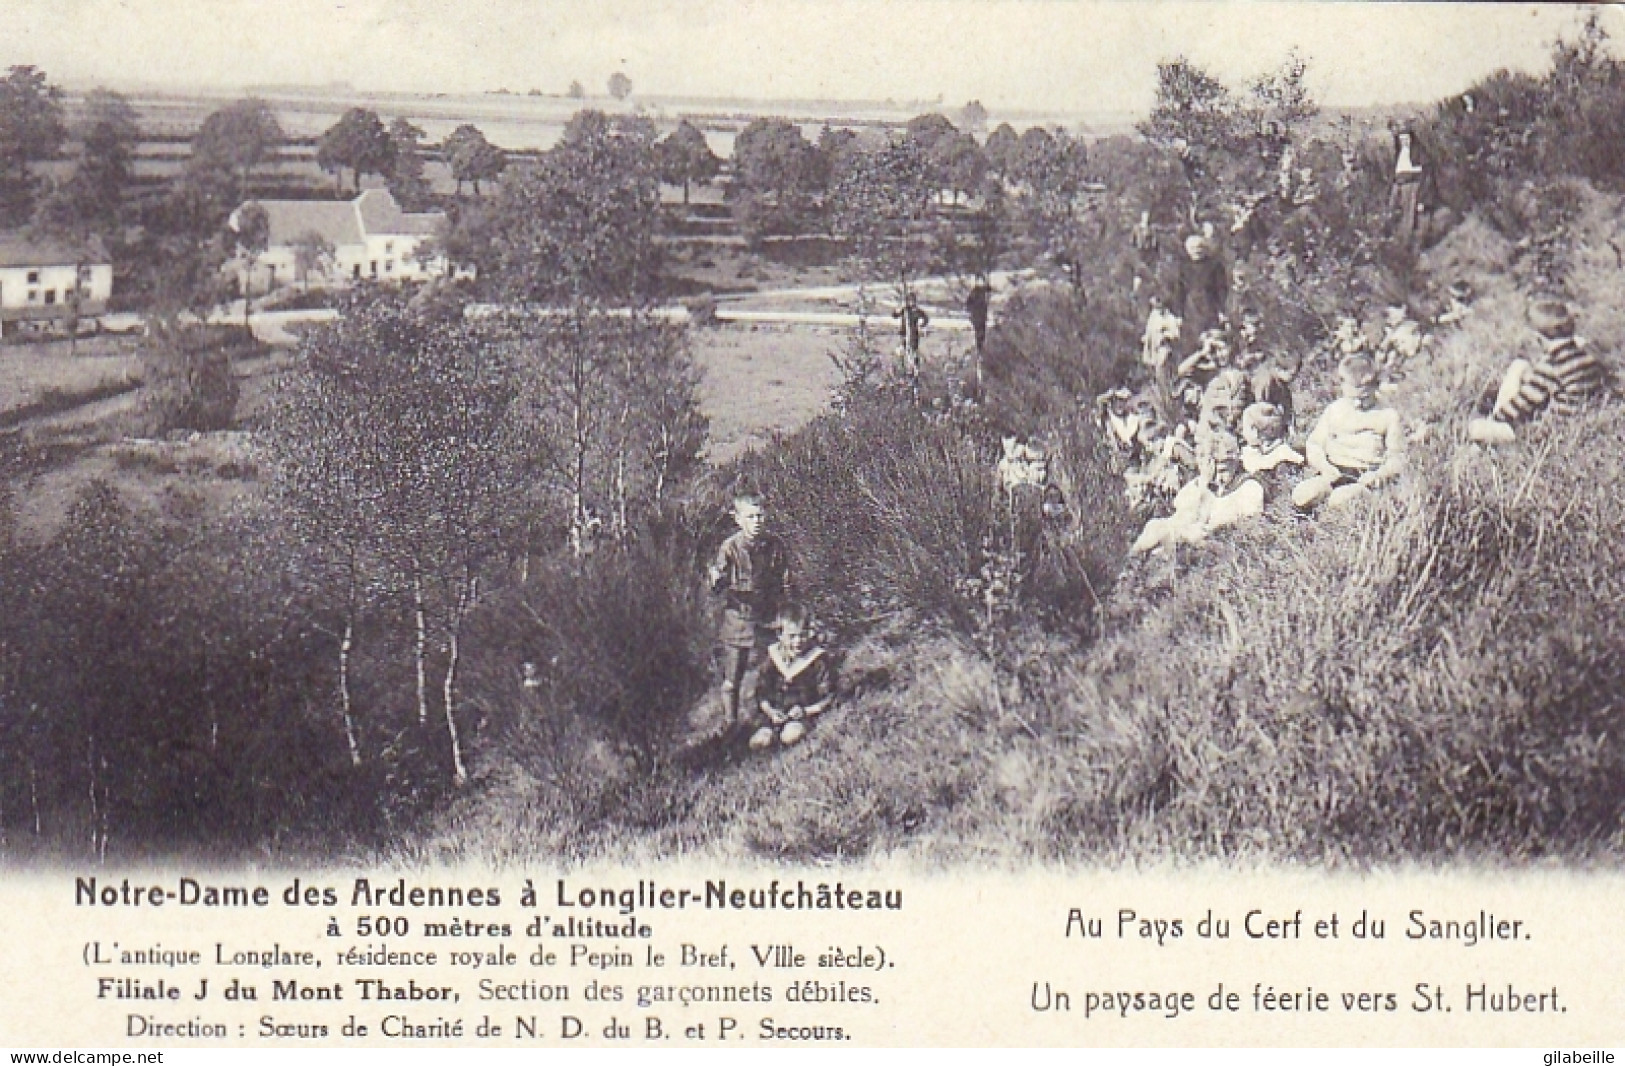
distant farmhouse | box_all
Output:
[229,189,460,294]
[0,234,112,338]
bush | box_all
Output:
[141,325,248,434]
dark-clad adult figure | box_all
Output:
[965,277,992,392]
[1172,233,1230,352]
[966,277,991,354]
[1390,125,1427,248]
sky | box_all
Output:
[0,1,1613,115]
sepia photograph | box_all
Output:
[0,0,1620,881]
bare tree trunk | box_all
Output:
[441,573,476,785]
[614,450,628,540]
[413,567,429,724]
[98,776,109,864]
[86,735,99,859]
[29,763,39,837]
[338,553,362,765]
[570,352,590,557]
[651,424,670,506]
[339,618,360,767]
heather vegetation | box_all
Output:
[1,18,1623,867]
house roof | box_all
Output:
[355,189,442,237]
[242,189,445,249]
[0,232,110,268]
[258,200,364,247]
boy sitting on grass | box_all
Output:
[1123,419,1193,512]
[1131,427,1263,555]
[1240,401,1304,475]
[1175,328,1234,415]
[1292,354,1405,512]
[751,604,835,751]
[1468,298,1609,446]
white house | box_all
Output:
[230,189,455,294]
[0,234,113,337]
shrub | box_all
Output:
[140,325,247,434]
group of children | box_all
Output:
[1102,277,1611,558]
[706,494,836,753]
[1107,294,1425,554]
[681,267,1609,752]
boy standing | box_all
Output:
[965,278,991,354]
[1293,354,1405,512]
[709,494,792,726]
[893,291,931,381]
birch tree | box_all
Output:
[267,289,532,784]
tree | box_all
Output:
[291,229,336,291]
[815,125,861,187]
[385,117,434,211]
[608,72,633,101]
[229,202,269,331]
[317,108,396,194]
[509,309,705,554]
[72,89,140,233]
[904,113,959,155]
[656,120,720,205]
[1013,125,1059,186]
[26,89,136,353]
[444,124,505,196]
[480,111,661,304]
[984,122,1019,178]
[1139,57,1239,199]
[1244,49,1318,142]
[1015,129,1099,290]
[731,117,819,242]
[190,98,284,199]
[0,66,66,220]
[830,137,939,296]
[961,100,989,136]
[932,131,988,204]
[568,80,586,99]
[268,289,534,784]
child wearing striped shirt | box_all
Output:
[1469,299,1608,445]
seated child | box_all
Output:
[1437,280,1474,327]
[1240,402,1305,474]
[1331,316,1368,359]
[1141,298,1182,371]
[1468,298,1608,446]
[1094,387,1144,467]
[1377,304,1427,384]
[1199,366,1251,433]
[1293,354,1405,511]
[1132,428,1263,554]
[751,604,836,751]
[1175,329,1234,414]
[1246,351,1300,428]
[1123,419,1193,511]
[998,436,1050,491]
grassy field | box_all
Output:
[689,322,848,463]
[0,337,144,419]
